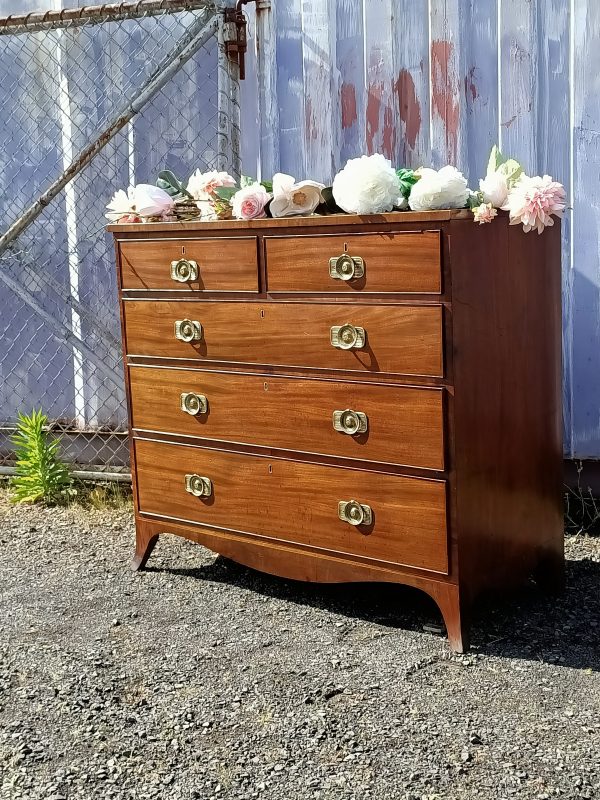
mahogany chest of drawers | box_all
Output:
[110,210,564,652]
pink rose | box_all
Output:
[232,183,270,220]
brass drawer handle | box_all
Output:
[185,473,212,498]
[333,409,368,435]
[338,500,373,527]
[330,323,366,350]
[174,319,203,342]
[171,258,198,282]
[329,253,364,281]
[180,392,208,416]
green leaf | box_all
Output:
[157,170,193,200]
[467,190,484,209]
[9,409,71,505]
[240,175,255,188]
[497,158,523,187]
[214,186,238,201]
[320,186,345,214]
[260,180,273,193]
[395,168,420,200]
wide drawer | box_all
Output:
[118,237,258,291]
[129,367,445,469]
[135,439,449,573]
[124,301,444,377]
[265,231,441,293]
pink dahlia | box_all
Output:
[472,202,498,225]
[501,174,566,234]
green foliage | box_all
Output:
[214,186,238,201]
[486,145,523,187]
[396,168,419,201]
[156,170,193,200]
[10,410,71,505]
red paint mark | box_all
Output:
[464,66,478,104]
[340,82,357,130]
[431,40,460,163]
[366,83,382,154]
[395,69,422,155]
[305,96,317,142]
[382,105,396,160]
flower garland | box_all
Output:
[106,146,566,235]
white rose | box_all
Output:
[408,166,469,211]
[332,154,402,215]
[270,173,325,217]
[479,171,509,207]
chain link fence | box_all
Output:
[0,0,240,476]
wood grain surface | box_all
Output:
[119,237,259,291]
[134,438,449,574]
[128,366,445,469]
[123,300,444,377]
[265,230,441,293]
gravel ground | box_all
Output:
[1,489,599,800]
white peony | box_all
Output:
[332,154,402,215]
[479,171,509,207]
[270,173,325,217]
[408,166,469,211]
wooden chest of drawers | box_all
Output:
[110,210,564,652]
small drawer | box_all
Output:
[135,439,449,574]
[265,231,441,293]
[124,301,444,377]
[118,237,258,291]
[129,367,445,469]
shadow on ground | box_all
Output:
[148,542,600,672]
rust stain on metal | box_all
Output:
[340,82,357,130]
[366,82,382,154]
[431,39,460,163]
[395,68,421,153]
[464,65,478,104]
[382,104,395,160]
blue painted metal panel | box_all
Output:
[241,0,594,458]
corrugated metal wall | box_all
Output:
[241,0,600,460]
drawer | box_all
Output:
[265,231,441,293]
[118,237,258,291]
[129,367,445,469]
[135,439,449,574]
[124,301,444,377]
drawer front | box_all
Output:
[129,367,445,469]
[124,301,444,377]
[135,439,449,573]
[266,231,441,293]
[119,237,258,291]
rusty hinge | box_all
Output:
[224,3,249,80]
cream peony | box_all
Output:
[472,202,498,224]
[270,173,325,217]
[501,174,566,234]
[408,166,469,211]
[479,171,509,207]
[231,183,270,220]
[187,169,236,202]
[332,154,402,215]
